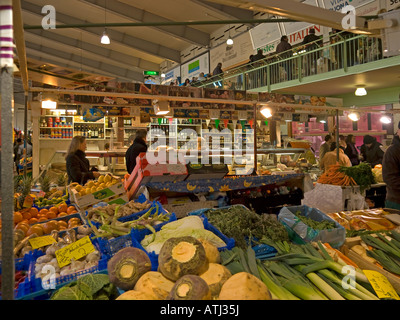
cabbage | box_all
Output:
[141,216,226,254]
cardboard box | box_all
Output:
[163,200,219,219]
[69,179,125,209]
[341,236,400,294]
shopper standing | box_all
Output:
[125,129,148,174]
[301,28,322,76]
[344,134,360,166]
[66,136,100,184]
[212,62,223,76]
[318,134,332,162]
[382,122,400,209]
[320,142,351,172]
[276,35,293,80]
[361,135,384,167]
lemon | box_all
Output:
[104,175,112,183]
[99,183,106,189]
[105,182,112,187]
[75,185,83,192]
[91,186,97,194]
[96,186,103,192]
[98,175,105,183]
[79,190,86,197]
[111,178,119,184]
[85,187,92,194]
[86,181,95,188]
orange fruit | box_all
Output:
[67,206,76,215]
[38,217,48,222]
[14,212,23,224]
[49,207,59,215]
[46,211,57,219]
[42,220,59,234]
[124,173,130,180]
[28,218,39,224]
[58,203,68,213]
[68,221,80,228]
[39,208,49,216]
[58,226,67,231]
[29,207,39,218]
[15,222,29,235]
[22,211,31,221]
[20,219,29,225]
[57,220,68,229]
[26,225,44,237]
[57,212,68,217]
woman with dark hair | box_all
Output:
[66,136,100,184]
[344,134,360,166]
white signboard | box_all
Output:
[249,22,281,52]
[180,52,210,81]
[209,31,254,70]
[322,0,375,11]
[387,0,400,11]
[161,66,181,85]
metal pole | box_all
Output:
[336,109,340,162]
[253,103,257,173]
[23,94,27,177]
[1,0,15,300]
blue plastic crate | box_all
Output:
[16,249,109,300]
[131,215,235,272]
[92,206,176,259]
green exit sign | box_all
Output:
[143,70,160,76]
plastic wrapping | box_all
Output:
[278,205,346,249]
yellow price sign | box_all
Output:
[29,235,57,249]
[363,270,400,300]
[55,236,96,268]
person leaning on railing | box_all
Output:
[275,35,293,81]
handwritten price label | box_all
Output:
[29,235,56,249]
[55,236,96,268]
[363,270,400,300]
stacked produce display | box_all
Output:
[2,168,400,301]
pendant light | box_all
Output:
[100,0,110,45]
[355,85,367,96]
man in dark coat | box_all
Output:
[382,122,400,209]
[275,35,293,80]
[301,28,322,76]
[344,134,360,166]
[361,135,384,167]
[125,129,148,174]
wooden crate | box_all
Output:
[341,236,400,294]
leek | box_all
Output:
[317,272,361,300]
[263,260,328,300]
[257,261,300,300]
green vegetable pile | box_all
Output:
[294,211,336,230]
[339,162,376,192]
[203,205,289,249]
[50,273,119,300]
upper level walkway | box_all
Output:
[192,31,400,95]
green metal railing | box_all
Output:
[193,32,383,91]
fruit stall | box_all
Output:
[1,158,400,302]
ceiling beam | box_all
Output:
[24,28,160,72]
[205,0,375,35]
[21,1,181,62]
[24,41,144,82]
[80,0,210,47]
[191,0,254,20]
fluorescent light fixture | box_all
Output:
[226,37,233,46]
[380,115,391,124]
[348,111,360,121]
[355,86,367,96]
[153,100,170,115]
[41,99,57,109]
[161,73,166,78]
[260,105,273,118]
[101,29,110,44]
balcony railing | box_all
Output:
[192,31,384,91]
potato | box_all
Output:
[199,239,221,264]
[158,236,207,281]
[167,275,211,300]
[218,272,272,300]
[116,290,156,300]
[134,271,175,300]
[199,263,232,299]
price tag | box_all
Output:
[29,235,57,249]
[363,270,400,300]
[55,236,96,268]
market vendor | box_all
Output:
[320,142,351,172]
[125,129,148,174]
[66,136,100,184]
[382,122,400,210]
